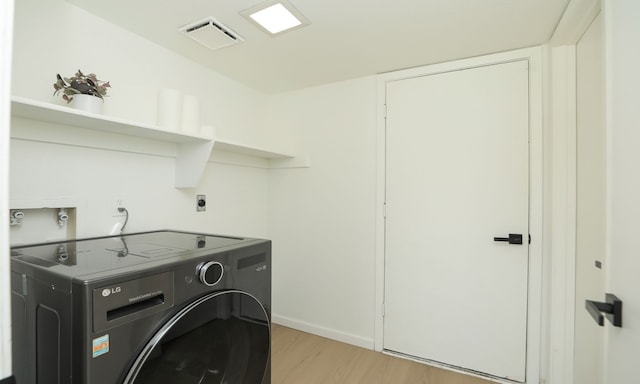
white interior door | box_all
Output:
[600,1,640,382]
[383,60,530,382]
[571,2,640,383]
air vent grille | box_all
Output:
[179,17,244,50]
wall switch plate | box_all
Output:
[196,195,206,212]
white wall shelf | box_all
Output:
[11,96,211,144]
[10,96,306,187]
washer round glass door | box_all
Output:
[123,290,270,384]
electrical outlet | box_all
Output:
[113,198,126,217]
[196,195,206,212]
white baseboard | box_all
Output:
[271,314,374,350]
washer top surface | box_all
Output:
[11,230,262,280]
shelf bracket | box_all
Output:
[174,140,215,188]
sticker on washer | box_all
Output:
[92,334,109,358]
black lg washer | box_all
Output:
[10,230,271,384]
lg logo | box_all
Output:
[101,287,122,297]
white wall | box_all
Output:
[267,77,378,347]
[10,134,269,240]
[10,0,274,243]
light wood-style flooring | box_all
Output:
[271,324,493,384]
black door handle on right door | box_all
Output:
[586,293,623,327]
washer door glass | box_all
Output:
[124,290,270,384]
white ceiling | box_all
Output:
[67,0,570,94]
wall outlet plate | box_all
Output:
[196,195,206,212]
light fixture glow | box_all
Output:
[249,3,301,34]
[241,0,310,36]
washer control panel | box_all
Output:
[197,261,224,286]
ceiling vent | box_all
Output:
[178,17,244,50]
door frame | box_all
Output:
[374,47,544,384]
[545,1,602,384]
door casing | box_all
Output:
[574,11,605,384]
[374,47,544,384]
[545,1,602,383]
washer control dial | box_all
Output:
[197,261,224,286]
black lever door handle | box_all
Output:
[585,293,622,327]
[493,233,523,245]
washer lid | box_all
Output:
[10,230,263,280]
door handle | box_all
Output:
[585,293,622,327]
[493,233,523,245]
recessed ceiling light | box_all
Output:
[241,0,310,36]
[251,4,300,34]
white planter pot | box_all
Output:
[72,94,103,114]
[157,89,182,131]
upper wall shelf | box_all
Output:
[11,96,210,143]
[10,96,306,187]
